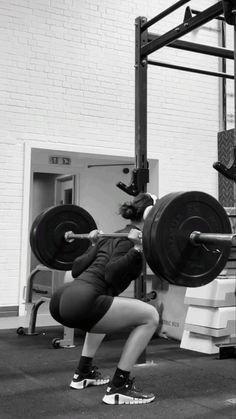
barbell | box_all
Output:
[30,191,236,288]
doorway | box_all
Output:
[55,175,76,205]
[30,172,76,298]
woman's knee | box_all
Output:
[145,304,159,328]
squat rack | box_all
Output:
[116,1,236,303]
[118,1,236,196]
[134,0,236,195]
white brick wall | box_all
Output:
[0,0,232,307]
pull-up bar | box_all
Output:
[148,34,234,60]
[148,59,234,79]
[141,0,190,32]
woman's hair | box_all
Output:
[119,192,155,222]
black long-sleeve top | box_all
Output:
[71,224,143,296]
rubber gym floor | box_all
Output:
[0,327,235,419]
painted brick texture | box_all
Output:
[0,0,232,306]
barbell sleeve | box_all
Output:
[190,231,236,247]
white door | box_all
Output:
[54,175,76,205]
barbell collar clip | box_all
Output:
[190,231,236,247]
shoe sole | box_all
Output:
[70,378,110,389]
[102,393,155,405]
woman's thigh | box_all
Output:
[90,296,158,334]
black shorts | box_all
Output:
[49,275,114,332]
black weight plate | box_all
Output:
[30,210,48,265]
[143,191,232,287]
[143,193,179,281]
[30,205,97,271]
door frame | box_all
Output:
[19,141,134,315]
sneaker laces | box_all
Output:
[75,366,98,378]
[125,377,138,390]
[91,366,102,378]
[129,377,144,393]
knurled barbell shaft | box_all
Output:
[190,231,236,247]
[64,231,129,242]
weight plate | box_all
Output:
[143,191,232,287]
[30,205,97,271]
[30,210,48,266]
[143,193,178,281]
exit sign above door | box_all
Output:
[49,156,71,165]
